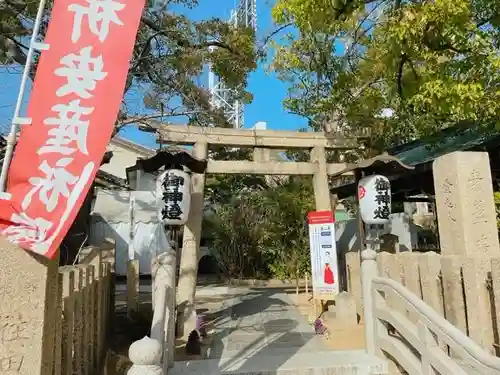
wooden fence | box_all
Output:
[346,251,500,356]
[53,240,116,375]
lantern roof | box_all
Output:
[125,150,207,190]
[329,153,414,180]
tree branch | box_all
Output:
[422,22,471,54]
[1,36,27,66]
[119,111,199,129]
[476,12,500,27]
[396,53,407,98]
[140,15,161,31]
[140,15,235,53]
[258,23,293,52]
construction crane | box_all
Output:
[208,0,257,128]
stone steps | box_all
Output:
[181,287,388,375]
[170,350,388,375]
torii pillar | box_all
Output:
[310,146,332,315]
[311,146,331,211]
[176,142,208,337]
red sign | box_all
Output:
[0,0,144,258]
[307,211,335,225]
[358,185,366,200]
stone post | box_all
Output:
[433,151,500,257]
[361,247,378,356]
[151,250,176,371]
[310,146,331,211]
[101,238,116,339]
[127,336,163,375]
[177,142,208,337]
[0,237,59,375]
[253,147,272,185]
[127,259,140,318]
[253,147,270,163]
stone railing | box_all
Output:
[127,250,177,375]
[349,250,500,353]
[361,249,500,375]
[55,239,116,375]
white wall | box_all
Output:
[100,144,142,179]
[100,138,154,180]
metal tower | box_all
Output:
[208,0,257,128]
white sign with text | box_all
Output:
[308,210,339,300]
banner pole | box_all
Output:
[0,0,48,194]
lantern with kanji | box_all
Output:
[156,169,191,225]
[358,175,391,225]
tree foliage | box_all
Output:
[271,0,500,149]
[203,147,314,280]
[203,191,269,279]
[261,177,313,279]
[204,173,314,280]
[495,191,500,230]
[0,0,257,128]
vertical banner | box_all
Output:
[0,0,145,258]
[308,210,338,300]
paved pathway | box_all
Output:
[171,286,388,375]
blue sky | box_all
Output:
[0,0,307,149]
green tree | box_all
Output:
[203,191,269,279]
[271,0,500,149]
[260,177,313,280]
[205,173,314,281]
[0,0,257,128]
[204,148,268,205]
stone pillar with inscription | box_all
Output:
[0,237,59,375]
[433,151,500,257]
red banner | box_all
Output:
[0,0,144,258]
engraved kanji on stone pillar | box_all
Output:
[433,151,500,257]
[0,237,59,375]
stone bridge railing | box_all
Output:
[127,250,177,375]
[361,249,500,375]
[348,250,500,353]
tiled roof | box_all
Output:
[94,169,128,189]
[388,123,500,166]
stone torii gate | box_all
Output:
[148,122,360,334]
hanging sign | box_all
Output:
[358,175,391,224]
[156,169,191,225]
[0,0,145,258]
[307,211,338,300]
